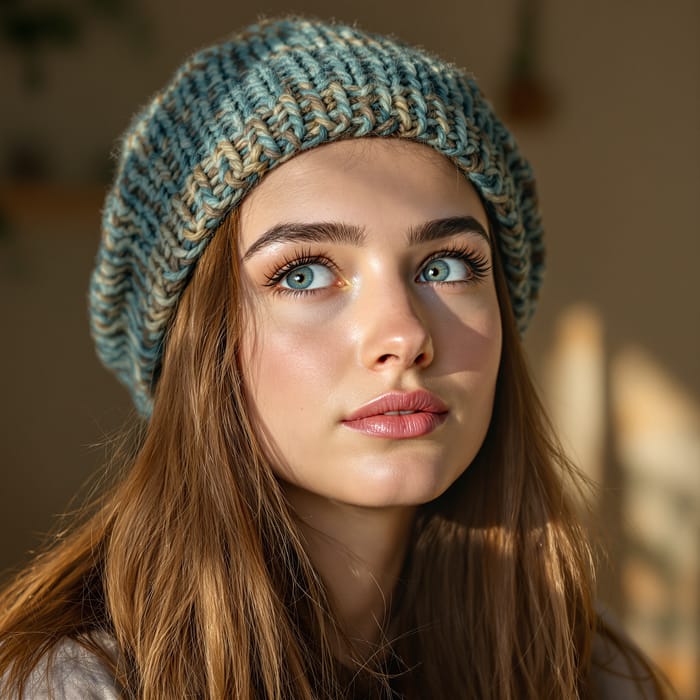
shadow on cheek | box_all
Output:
[436,319,502,374]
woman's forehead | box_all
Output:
[238,138,486,247]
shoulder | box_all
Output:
[589,624,663,700]
[2,635,120,700]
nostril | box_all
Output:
[375,352,428,366]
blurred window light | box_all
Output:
[543,305,699,699]
[611,347,700,699]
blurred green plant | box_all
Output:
[1,0,149,90]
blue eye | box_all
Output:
[418,257,471,283]
[280,263,336,291]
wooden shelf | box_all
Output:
[0,182,108,228]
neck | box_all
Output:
[283,483,415,662]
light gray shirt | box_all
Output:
[5,633,659,699]
[4,638,118,700]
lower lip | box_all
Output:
[342,412,448,439]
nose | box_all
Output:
[357,279,434,372]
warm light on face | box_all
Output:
[237,139,502,510]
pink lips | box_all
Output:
[342,390,448,439]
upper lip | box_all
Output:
[343,390,449,421]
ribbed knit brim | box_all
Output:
[89,16,545,416]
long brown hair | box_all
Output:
[0,208,666,698]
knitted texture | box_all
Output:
[90,16,545,416]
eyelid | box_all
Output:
[262,248,342,288]
[416,243,492,282]
[258,241,490,293]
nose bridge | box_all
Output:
[356,268,433,370]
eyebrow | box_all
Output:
[242,221,365,260]
[407,216,489,246]
[241,215,489,260]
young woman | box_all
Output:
[0,16,670,699]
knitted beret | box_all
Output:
[89,16,545,417]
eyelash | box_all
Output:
[262,243,492,296]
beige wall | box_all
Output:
[1,1,698,696]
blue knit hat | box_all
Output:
[90,16,545,417]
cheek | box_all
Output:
[240,305,347,420]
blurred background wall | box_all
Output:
[1,0,698,696]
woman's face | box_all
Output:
[238,139,502,509]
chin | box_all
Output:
[337,460,465,509]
